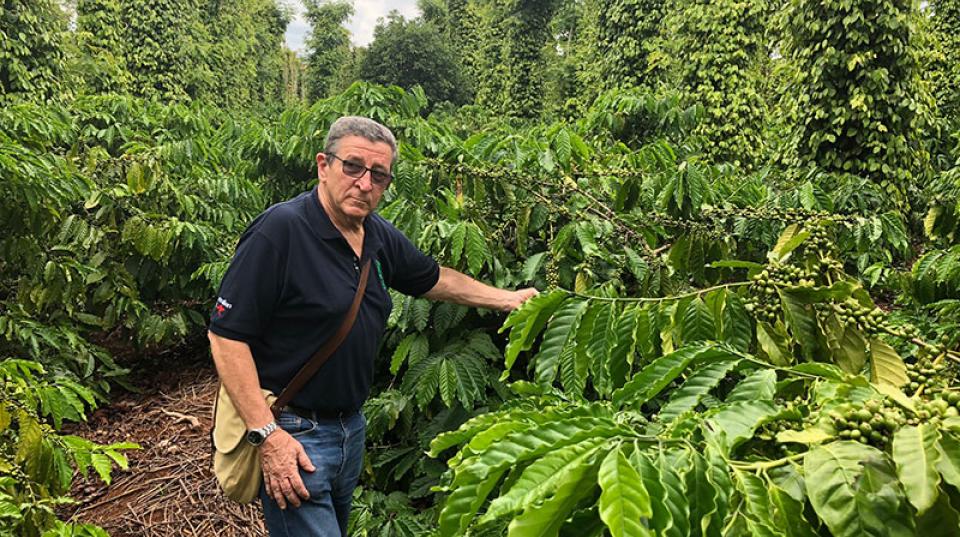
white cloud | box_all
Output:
[283,0,420,53]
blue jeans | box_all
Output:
[259,411,365,536]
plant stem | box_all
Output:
[558,281,749,303]
[730,452,806,470]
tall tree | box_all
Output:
[465,0,559,117]
[662,0,768,168]
[302,0,354,101]
[595,0,665,92]
[75,0,130,95]
[785,0,931,207]
[359,13,470,107]
[0,0,67,104]
[200,0,289,109]
[115,0,211,101]
[929,0,960,121]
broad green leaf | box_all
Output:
[465,222,489,275]
[631,449,672,536]
[720,293,752,351]
[681,297,716,344]
[804,441,902,537]
[659,360,740,423]
[449,222,466,265]
[607,305,641,390]
[507,453,600,537]
[787,362,845,379]
[936,432,960,490]
[893,424,941,515]
[658,450,690,537]
[439,468,507,537]
[534,299,588,386]
[782,281,857,304]
[770,486,819,537]
[726,369,777,403]
[916,489,960,537]
[779,291,817,361]
[756,322,790,366]
[732,469,779,537]
[612,344,732,408]
[832,323,868,375]
[704,401,779,453]
[501,290,568,374]
[685,452,720,537]
[868,337,907,388]
[776,428,832,445]
[769,224,809,262]
[483,438,606,523]
[598,446,653,537]
[390,334,416,375]
[624,247,649,282]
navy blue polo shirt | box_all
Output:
[208,187,439,413]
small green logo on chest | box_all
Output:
[374,259,387,291]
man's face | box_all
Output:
[316,135,393,222]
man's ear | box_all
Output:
[316,152,328,181]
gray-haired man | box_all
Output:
[208,116,537,536]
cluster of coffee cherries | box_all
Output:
[744,261,819,323]
[904,357,948,395]
[799,224,837,257]
[830,399,906,449]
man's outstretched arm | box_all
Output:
[423,266,537,312]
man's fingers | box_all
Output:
[297,445,316,472]
[268,476,287,510]
[291,473,310,500]
[280,478,302,508]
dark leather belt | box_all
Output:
[283,404,357,421]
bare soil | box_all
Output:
[60,340,267,536]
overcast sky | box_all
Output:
[283,0,421,53]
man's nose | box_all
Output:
[354,170,374,191]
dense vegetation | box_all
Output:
[2,0,960,536]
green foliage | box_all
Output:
[360,14,471,107]
[0,95,266,381]
[74,0,130,95]
[302,0,354,101]
[118,0,212,101]
[784,0,931,207]
[595,0,664,93]
[0,359,135,537]
[661,0,768,168]
[199,0,290,109]
[929,0,960,121]
[0,0,67,104]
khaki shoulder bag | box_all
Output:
[211,259,372,503]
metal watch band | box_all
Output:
[247,420,278,445]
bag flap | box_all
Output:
[212,384,276,454]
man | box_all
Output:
[208,116,537,536]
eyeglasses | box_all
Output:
[326,154,392,187]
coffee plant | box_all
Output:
[6,0,960,533]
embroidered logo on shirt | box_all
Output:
[374,260,387,291]
[213,297,233,319]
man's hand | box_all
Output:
[260,429,315,509]
[501,287,538,312]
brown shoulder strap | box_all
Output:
[270,258,372,418]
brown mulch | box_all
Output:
[60,350,267,536]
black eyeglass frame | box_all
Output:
[326,153,393,187]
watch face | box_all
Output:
[246,430,265,446]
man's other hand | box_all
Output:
[502,287,538,312]
[261,429,315,509]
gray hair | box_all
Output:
[323,116,398,165]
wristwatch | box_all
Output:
[246,421,278,446]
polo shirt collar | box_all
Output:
[308,186,383,259]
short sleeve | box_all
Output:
[208,231,285,342]
[379,221,440,297]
